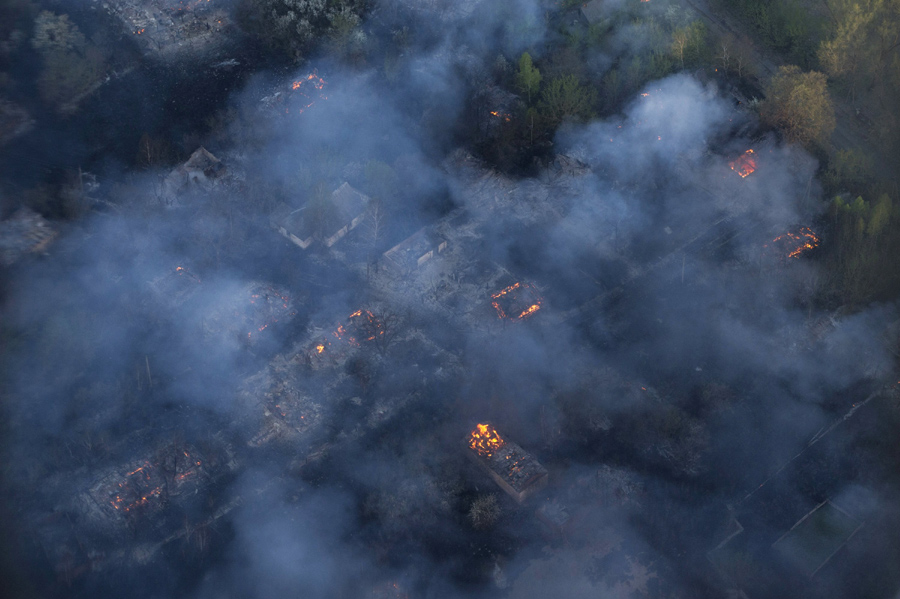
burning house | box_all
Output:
[763,227,821,261]
[303,308,390,368]
[464,423,548,503]
[0,207,57,266]
[260,71,329,118]
[33,436,238,582]
[270,182,369,250]
[491,281,544,321]
[99,0,233,60]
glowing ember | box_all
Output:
[469,423,505,457]
[107,450,203,514]
[491,282,543,320]
[729,149,756,178]
[765,227,821,259]
[490,111,512,122]
[287,71,328,115]
[246,285,294,340]
[312,309,384,356]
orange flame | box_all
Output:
[490,111,512,122]
[730,149,756,178]
[766,227,820,259]
[469,423,505,457]
[491,282,543,320]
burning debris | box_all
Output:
[101,447,204,515]
[306,308,392,364]
[729,149,757,178]
[0,208,57,266]
[764,227,820,260]
[261,71,329,117]
[245,284,295,340]
[490,111,512,122]
[201,281,296,344]
[491,282,543,320]
[464,423,548,503]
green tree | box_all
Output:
[30,11,106,110]
[760,65,836,146]
[818,0,900,100]
[538,75,597,125]
[670,21,707,69]
[237,0,365,60]
[515,52,542,104]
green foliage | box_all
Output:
[601,68,622,111]
[823,149,874,192]
[538,75,597,125]
[713,0,821,65]
[761,65,836,146]
[833,193,896,238]
[670,21,708,69]
[828,192,900,304]
[30,11,106,110]
[516,52,542,104]
[237,0,365,60]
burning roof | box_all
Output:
[729,149,757,178]
[464,423,548,503]
[0,208,57,266]
[491,282,543,320]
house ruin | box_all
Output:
[162,147,228,204]
[270,182,369,250]
[383,226,448,273]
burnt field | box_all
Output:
[2,1,900,599]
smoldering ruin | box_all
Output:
[2,1,900,599]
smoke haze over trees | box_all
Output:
[1,1,900,599]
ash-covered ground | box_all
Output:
[2,1,900,599]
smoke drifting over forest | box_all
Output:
[1,1,899,599]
